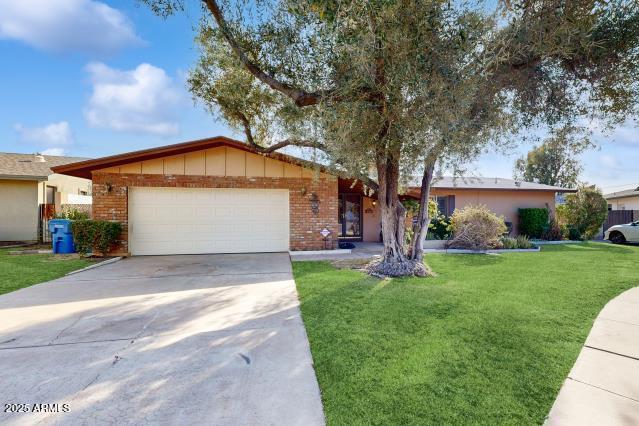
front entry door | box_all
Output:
[338,194,362,239]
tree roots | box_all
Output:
[365,258,433,278]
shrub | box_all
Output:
[500,235,534,249]
[515,235,533,249]
[71,220,122,256]
[500,237,518,249]
[557,186,608,240]
[448,205,507,250]
[518,208,549,238]
[429,215,452,240]
[54,206,90,221]
[541,213,563,241]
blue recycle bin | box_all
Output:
[48,219,76,254]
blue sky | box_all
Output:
[0,0,637,193]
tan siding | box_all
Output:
[142,159,164,174]
[205,147,226,176]
[120,162,142,174]
[184,151,206,175]
[164,155,185,175]
[98,166,120,173]
[226,148,246,176]
[245,153,265,177]
[265,157,284,177]
[284,163,302,178]
[96,145,319,179]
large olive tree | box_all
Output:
[144,0,639,276]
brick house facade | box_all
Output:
[91,169,338,255]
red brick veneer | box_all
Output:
[91,173,339,255]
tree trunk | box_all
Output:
[409,161,436,261]
[365,153,432,277]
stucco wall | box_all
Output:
[0,179,38,241]
[607,196,639,210]
[36,174,92,205]
[362,196,381,242]
[431,188,556,235]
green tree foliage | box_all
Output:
[557,186,608,240]
[142,0,639,275]
[518,208,549,238]
[514,125,594,188]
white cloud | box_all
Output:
[41,148,66,156]
[84,62,182,136]
[14,121,74,145]
[0,0,142,54]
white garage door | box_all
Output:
[129,187,289,255]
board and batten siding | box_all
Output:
[96,146,324,179]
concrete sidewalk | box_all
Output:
[546,287,639,425]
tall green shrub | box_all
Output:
[556,186,608,240]
[518,208,549,238]
[71,220,122,256]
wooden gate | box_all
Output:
[604,210,638,231]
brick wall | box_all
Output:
[92,173,339,255]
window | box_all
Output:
[436,197,448,217]
[46,186,56,204]
[79,190,88,196]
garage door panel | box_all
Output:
[129,188,289,255]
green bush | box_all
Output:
[54,206,90,220]
[429,215,452,240]
[518,208,549,238]
[71,220,122,256]
[448,205,507,250]
[557,186,608,240]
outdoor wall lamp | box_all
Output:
[309,192,320,215]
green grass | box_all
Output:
[0,248,93,295]
[293,243,639,425]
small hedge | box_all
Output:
[71,220,122,256]
[518,208,549,238]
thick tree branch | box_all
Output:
[235,111,327,153]
[202,0,324,107]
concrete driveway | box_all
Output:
[0,253,324,426]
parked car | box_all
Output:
[604,222,639,244]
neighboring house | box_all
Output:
[0,153,92,241]
[52,137,574,255]
[406,177,575,236]
[605,187,639,210]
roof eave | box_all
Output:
[51,136,332,179]
[0,174,48,182]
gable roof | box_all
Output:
[604,187,639,200]
[51,136,329,179]
[51,135,575,193]
[427,176,576,192]
[0,152,90,181]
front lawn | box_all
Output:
[0,248,93,295]
[293,243,639,425]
